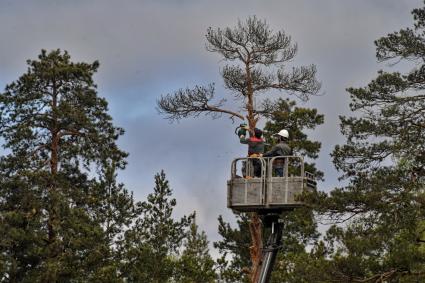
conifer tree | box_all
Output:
[120,171,194,283]
[0,49,136,282]
[215,213,252,282]
[157,16,320,282]
[310,3,425,282]
[175,215,216,283]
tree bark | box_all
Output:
[249,213,263,283]
[46,80,59,283]
[245,57,263,283]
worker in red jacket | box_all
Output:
[239,127,265,156]
[238,127,265,177]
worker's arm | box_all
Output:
[263,146,279,157]
[239,136,249,144]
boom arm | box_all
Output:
[257,215,283,283]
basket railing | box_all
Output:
[228,156,316,211]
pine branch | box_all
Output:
[157,84,244,121]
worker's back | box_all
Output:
[240,136,265,156]
[263,141,292,157]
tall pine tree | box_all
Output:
[310,2,425,282]
[0,49,137,282]
[158,17,321,282]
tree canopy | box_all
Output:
[158,16,321,282]
[157,16,320,129]
[0,49,133,282]
[0,50,217,283]
[308,3,425,282]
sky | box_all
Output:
[0,0,422,254]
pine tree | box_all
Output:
[120,171,194,283]
[0,49,136,282]
[157,16,321,282]
[310,3,425,282]
[93,161,140,282]
[175,215,216,283]
[215,213,252,282]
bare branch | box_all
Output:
[157,84,244,122]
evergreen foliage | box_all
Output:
[215,213,252,282]
[119,171,195,282]
[309,3,425,282]
[263,98,324,180]
[0,49,135,282]
[0,50,217,283]
[175,215,217,283]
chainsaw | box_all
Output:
[235,123,249,137]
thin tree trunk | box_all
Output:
[46,81,59,283]
[245,58,263,283]
[245,58,256,133]
[249,213,263,283]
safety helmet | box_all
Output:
[276,129,289,138]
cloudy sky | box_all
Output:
[0,0,422,252]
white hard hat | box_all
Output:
[276,129,289,138]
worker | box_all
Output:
[263,129,292,177]
[239,127,265,177]
[239,127,265,156]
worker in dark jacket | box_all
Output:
[263,129,292,177]
[239,127,264,177]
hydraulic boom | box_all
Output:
[257,215,283,283]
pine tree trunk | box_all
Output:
[46,82,59,283]
[245,59,263,283]
[249,213,263,283]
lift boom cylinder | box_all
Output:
[257,217,283,283]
